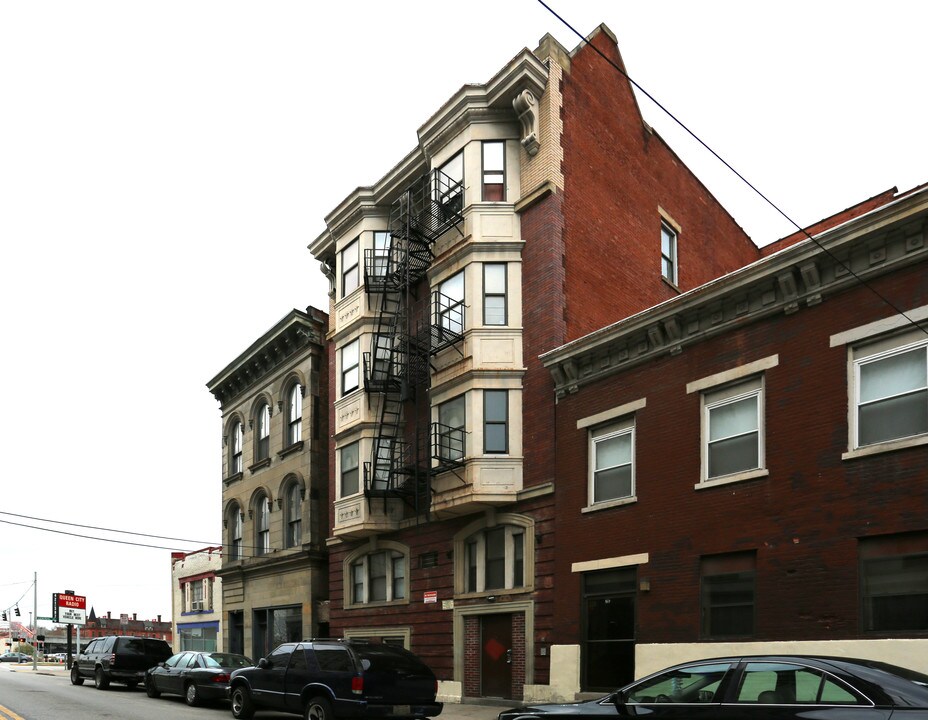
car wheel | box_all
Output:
[231,686,255,719]
[305,696,334,720]
[185,682,199,706]
[69,664,84,686]
[145,676,161,698]
[94,667,110,690]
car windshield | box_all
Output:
[206,653,252,669]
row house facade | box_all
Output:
[171,546,223,652]
[541,185,928,692]
[308,25,767,702]
[207,308,329,661]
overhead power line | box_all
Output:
[536,0,927,338]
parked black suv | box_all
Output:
[228,639,442,720]
[70,635,173,689]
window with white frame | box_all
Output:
[229,505,243,560]
[341,238,359,297]
[590,418,635,505]
[437,271,464,337]
[230,421,243,475]
[703,377,763,480]
[255,495,270,555]
[482,141,505,201]
[349,548,407,605]
[341,339,360,396]
[436,395,466,462]
[190,579,204,611]
[340,442,360,497]
[853,335,928,449]
[285,483,302,548]
[287,383,302,446]
[483,263,507,326]
[437,151,464,215]
[255,403,270,462]
[484,390,508,454]
[464,524,525,593]
[371,231,391,278]
[661,220,677,284]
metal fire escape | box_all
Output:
[362,168,466,517]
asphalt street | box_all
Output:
[2,663,510,720]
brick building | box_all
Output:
[207,307,329,660]
[542,185,928,692]
[308,24,769,702]
[80,608,172,644]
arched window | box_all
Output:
[455,514,534,595]
[287,384,303,446]
[286,483,302,548]
[255,494,270,555]
[255,403,270,462]
[230,421,244,476]
[228,504,243,561]
[345,543,408,606]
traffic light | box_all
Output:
[14,606,20,617]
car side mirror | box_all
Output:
[258,658,270,669]
[613,690,630,716]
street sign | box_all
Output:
[37,616,52,621]
[52,592,87,625]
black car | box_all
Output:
[228,639,442,720]
[70,635,173,689]
[145,651,252,706]
[498,655,928,720]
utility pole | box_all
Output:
[32,572,37,670]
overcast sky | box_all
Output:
[1,1,925,625]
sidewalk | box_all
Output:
[5,664,511,719]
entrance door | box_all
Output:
[480,614,512,698]
[582,568,637,691]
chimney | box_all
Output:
[157,615,162,623]
[107,611,111,619]
[133,613,137,621]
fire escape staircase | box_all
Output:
[361,169,465,517]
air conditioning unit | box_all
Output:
[191,600,204,611]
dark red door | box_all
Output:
[480,614,512,698]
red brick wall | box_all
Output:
[560,31,760,343]
[551,261,928,646]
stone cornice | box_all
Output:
[206,309,326,406]
[543,188,928,397]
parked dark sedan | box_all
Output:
[0,652,31,663]
[145,651,252,706]
[498,655,928,719]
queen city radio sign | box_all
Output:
[52,593,87,625]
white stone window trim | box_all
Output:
[343,541,410,610]
[687,356,777,488]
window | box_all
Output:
[436,395,466,462]
[229,505,243,561]
[190,579,203,610]
[371,231,391,278]
[483,263,507,326]
[255,495,270,556]
[341,238,359,297]
[661,221,677,284]
[340,442,360,497]
[854,336,928,448]
[437,151,464,216]
[350,549,407,604]
[484,390,508,453]
[437,271,464,338]
[287,383,302,446]
[700,552,755,638]
[230,421,243,476]
[704,377,763,480]
[286,483,302,548]
[860,533,928,632]
[735,662,864,704]
[464,525,524,593]
[482,141,505,201]
[341,339,360,396]
[625,662,732,704]
[255,403,270,462]
[590,418,634,505]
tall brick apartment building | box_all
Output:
[309,24,771,702]
[543,185,928,690]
